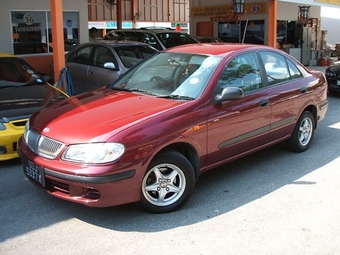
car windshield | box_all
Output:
[0,58,44,87]
[110,52,222,99]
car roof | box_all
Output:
[106,29,190,34]
[165,43,276,55]
[81,40,154,47]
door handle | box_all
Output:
[88,71,95,75]
[259,98,269,107]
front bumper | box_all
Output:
[17,136,142,207]
[327,77,340,92]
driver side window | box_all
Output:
[218,52,262,93]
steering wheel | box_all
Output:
[150,76,166,87]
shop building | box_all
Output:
[1,0,340,80]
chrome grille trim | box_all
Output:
[27,130,65,159]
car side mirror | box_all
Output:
[214,87,244,103]
[103,62,116,70]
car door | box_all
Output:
[206,52,272,165]
[87,45,122,91]
[66,45,93,94]
[258,51,305,140]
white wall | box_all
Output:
[277,2,321,21]
[0,0,88,54]
[320,6,340,47]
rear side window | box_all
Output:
[259,52,290,85]
[287,59,303,79]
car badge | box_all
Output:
[43,127,50,133]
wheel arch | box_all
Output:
[303,104,317,129]
[156,142,200,182]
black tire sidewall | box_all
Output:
[286,111,315,152]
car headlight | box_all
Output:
[62,142,125,164]
[0,122,6,131]
[23,119,30,143]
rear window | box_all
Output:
[114,45,158,68]
[104,31,163,50]
[104,30,198,50]
[156,32,198,48]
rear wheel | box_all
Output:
[139,150,196,213]
[286,111,315,152]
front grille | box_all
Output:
[27,130,65,159]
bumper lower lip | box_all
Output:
[44,167,136,184]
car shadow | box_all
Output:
[1,97,339,240]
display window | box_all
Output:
[11,11,79,54]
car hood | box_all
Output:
[0,83,67,120]
[30,88,184,143]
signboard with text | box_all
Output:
[191,2,266,17]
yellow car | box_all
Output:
[0,53,68,161]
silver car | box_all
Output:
[66,40,158,94]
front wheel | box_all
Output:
[139,150,196,213]
[286,111,315,152]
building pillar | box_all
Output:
[268,0,278,48]
[50,0,65,84]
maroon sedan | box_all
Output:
[17,43,328,213]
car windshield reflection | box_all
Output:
[0,58,43,86]
[111,52,222,99]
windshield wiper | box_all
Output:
[158,94,195,100]
[128,88,158,96]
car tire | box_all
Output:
[139,150,196,213]
[286,111,315,153]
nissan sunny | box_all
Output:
[17,44,328,213]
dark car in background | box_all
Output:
[325,62,340,93]
[18,44,328,213]
[13,42,53,55]
[195,36,224,43]
[64,39,79,51]
[0,52,68,161]
[65,40,158,94]
[103,28,199,50]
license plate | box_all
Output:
[25,160,45,187]
[337,80,340,86]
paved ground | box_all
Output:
[305,64,328,72]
